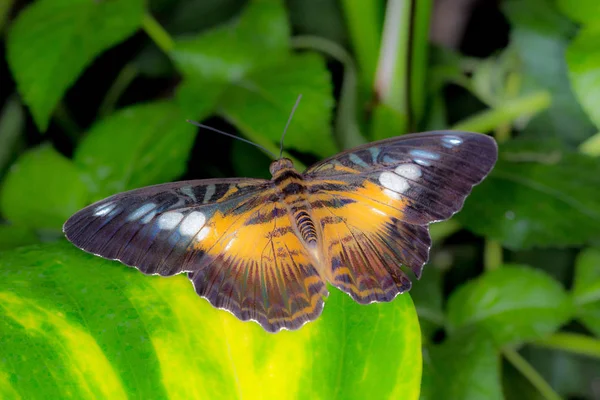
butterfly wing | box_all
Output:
[64,178,328,332]
[305,131,497,303]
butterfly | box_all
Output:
[64,131,497,332]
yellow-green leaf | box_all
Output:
[0,242,422,399]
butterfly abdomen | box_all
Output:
[271,161,320,247]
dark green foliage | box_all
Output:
[1,0,600,399]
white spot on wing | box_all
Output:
[128,203,156,221]
[157,211,184,230]
[394,164,422,180]
[195,226,211,241]
[141,210,157,224]
[442,135,463,148]
[379,171,409,197]
[383,189,401,200]
[94,202,116,216]
[179,211,206,236]
[413,158,431,167]
[410,149,440,160]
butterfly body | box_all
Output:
[64,131,498,332]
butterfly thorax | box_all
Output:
[270,158,320,250]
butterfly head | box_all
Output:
[269,158,295,177]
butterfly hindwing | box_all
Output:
[64,178,328,332]
[186,199,328,332]
[306,131,497,301]
[311,197,430,303]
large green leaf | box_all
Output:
[6,0,144,130]
[420,329,502,400]
[566,26,600,130]
[458,141,600,249]
[447,266,571,346]
[220,53,337,158]
[74,101,197,201]
[0,145,89,231]
[0,242,422,399]
[171,0,289,83]
[572,248,600,336]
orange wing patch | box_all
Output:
[188,201,329,332]
[312,180,430,304]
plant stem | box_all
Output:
[503,348,562,400]
[452,91,551,133]
[291,35,366,150]
[142,13,174,53]
[532,332,600,360]
[408,0,432,128]
[339,0,382,91]
[374,0,412,114]
[484,239,502,271]
[99,63,139,117]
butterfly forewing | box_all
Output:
[64,178,268,275]
[307,131,497,224]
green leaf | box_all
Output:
[0,225,39,251]
[0,242,422,399]
[74,101,197,201]
[579,132,600,156]
[421,329,502,400]
[447,266,571,346]
[572,248,600,336]
[0,145,89,231]
[458,141,600,249]
[556,0,600,24]
[503,0,575,37]
[175,78,224,120]
[171,0,289,83]
[503,0,596,146]
[220,53,337,158]
[566,26,600,130]
[6,0,144,131]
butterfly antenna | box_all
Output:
[279,94,302,159]
[186,120,277,159]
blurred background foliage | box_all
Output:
[1,0,600,399]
